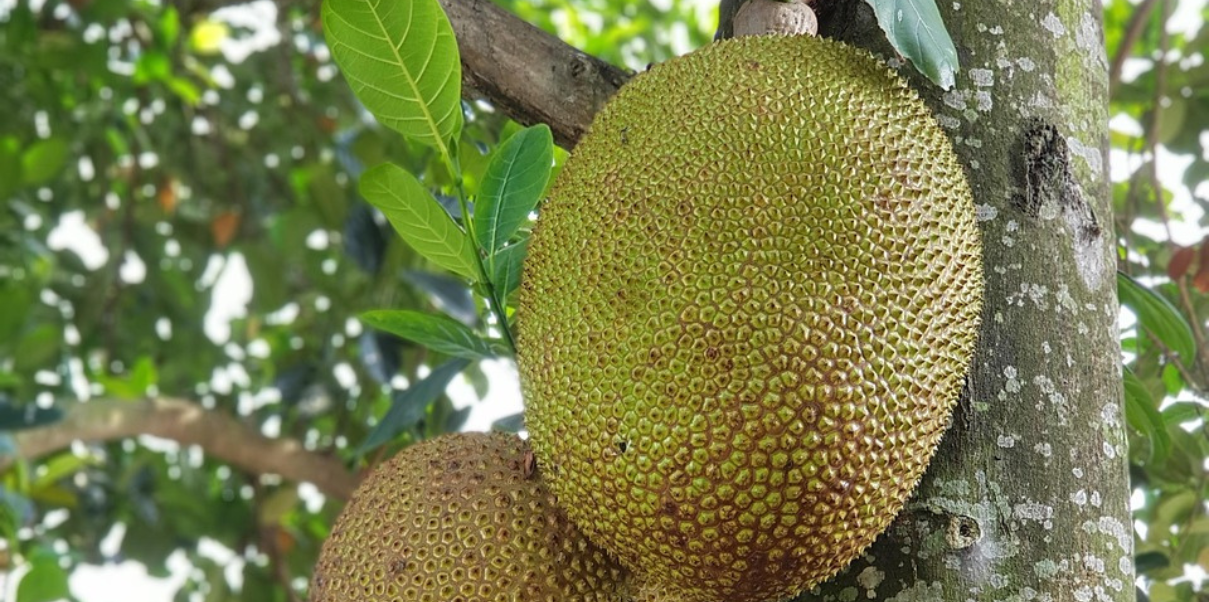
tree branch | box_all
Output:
[438,0,631,149]
[178,0,631,148]
[6,397,359,501]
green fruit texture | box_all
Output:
[309,432,632,602]
[518,34,983,602]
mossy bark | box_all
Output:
[719,1,1131,600]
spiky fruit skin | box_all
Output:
[308,432,631,602]
[518,35,982,602]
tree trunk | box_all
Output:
[774,1,1133,600]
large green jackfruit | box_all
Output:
[518,34,982,602]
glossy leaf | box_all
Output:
[358,358,471,455]
[473,124,553,256]
[1118,272,1196,361]
[322,0,462,154]
[361,309,496,359]
[866,0,959,89]
[1122,366,1171,462]
[491,238,529,297]
[360,163,479,280]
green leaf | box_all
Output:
[360,163,479,280]
[1160,362,1184,395]
[20,137,69,186]
[1122,366,1171,462]
[129,356,159,392]
[0,372,22,390]
[1118,272,1196,361]
[159,6,181,47]
[358,358,471,455]
[361,309,496,359]
[166,76,200,104]
[322,0,462,154]
[474,124,553,256]
[1147,581,1176,602]
[133,50,172,84]
[32,453,99,490]
[1150,490,1199,543]
[491,238,529,297]
[1161,402,1203,425]
[1146,428,1203,487]
[16,550,70,602]
[865,0,959,89]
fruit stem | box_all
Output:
[732,0,817,37]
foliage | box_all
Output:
[0,0,1206,600]
[1105,0,1209,598]
[865,0,958,89]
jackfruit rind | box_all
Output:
[309,432,631,602]
[518,35,982,602]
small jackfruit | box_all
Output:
[518,35,982,602]
[309,432,632,602]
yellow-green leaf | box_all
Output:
[474,124,553,256]
[322,0,462,155]
[360,163,478,280]
[361,309,496,359]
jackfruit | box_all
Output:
[517,34,982,602]
[309,432,632,602]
